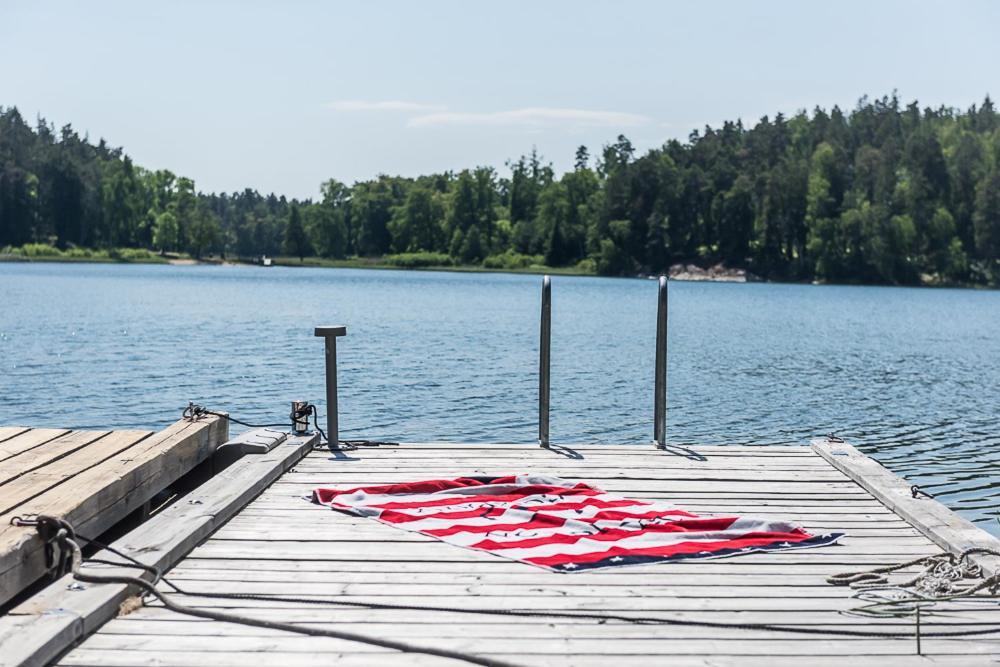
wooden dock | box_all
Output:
[4,434,1000,666]
[0,416,229,608]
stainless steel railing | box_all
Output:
[653,275,668,448]
[538,275,552,447]
[535,274,668,449]
[314,274,667,450]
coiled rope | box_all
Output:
[827,547,1000,618]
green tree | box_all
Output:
[152,211,178,253]
[187,203,221,259]
[973,169,1000,260]
[460,224,483,263]
[390,185,444,252]
[283,203,311,261]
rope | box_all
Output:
[183,403,288,429]
[182,402,398,451]
[18,516,520,667]
[827,547,1000,618]
[18,515,1000,646]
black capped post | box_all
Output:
[654,276,668,448]
[314,325,347,451]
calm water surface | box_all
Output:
[2,263,999,532]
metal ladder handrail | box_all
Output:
[536,274,668,449]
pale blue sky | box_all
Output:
[2,1,998,199]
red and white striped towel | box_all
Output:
[312,474,844,571]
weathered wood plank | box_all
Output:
[0,427,30,444]
[0,431,143,512]
[119,603,1000,627]
[55,650,962,667]
[0,416,227,607]
[58,632,1000,655]
[52,651,971,667]
[0,429,69,462]
[0,431,316,667]
[285,469,854,482]
[156,569,909,586]
[205,527,932,544]
[112,579,885,598]
[167,558,915,575]
[374,443,815,453]
[96,616,993,637]
[272,479,873,495]
[0,430,114,488]
[197,539,927,554]
[812,438,1000,576]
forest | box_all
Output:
[1,93,999,285]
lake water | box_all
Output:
[2,262,999,533]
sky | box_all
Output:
[1,1,998,199]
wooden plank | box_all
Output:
[0,431,317,667]
[54,633,1000,655]
[157,569,914,586]
[0,429,70,462]
[0,416,227,607]
[0,427,30,444]
[205,527,933,545]
[114,579,884,599]
[0,430,115,488]
[117,604,1000,627]
[381,442,814,452]
[271,479,872,494]
[0,431,138,509]
[53,650,957,667]
[167,558,918,575]
[812,438,1000,576]
[97,617,994,637]
[132,592,966,612]
[284,469,854,482]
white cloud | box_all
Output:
[407,107,650,129]
[328,100,446,112]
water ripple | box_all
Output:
[1,264,1000,532]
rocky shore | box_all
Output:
[667,263,761,283]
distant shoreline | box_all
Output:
[0,252,750,282]
[1,251,991,288]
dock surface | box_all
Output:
[50,440,1000,666]
[0,417,228,608]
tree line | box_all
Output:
[1,93,999,284]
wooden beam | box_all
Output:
[811,437,1000,576]
[0,416,227,607]
[0,432,316,667]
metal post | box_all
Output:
[538,275,551,447]
[653,276,668,448]
[314,325,347,451]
